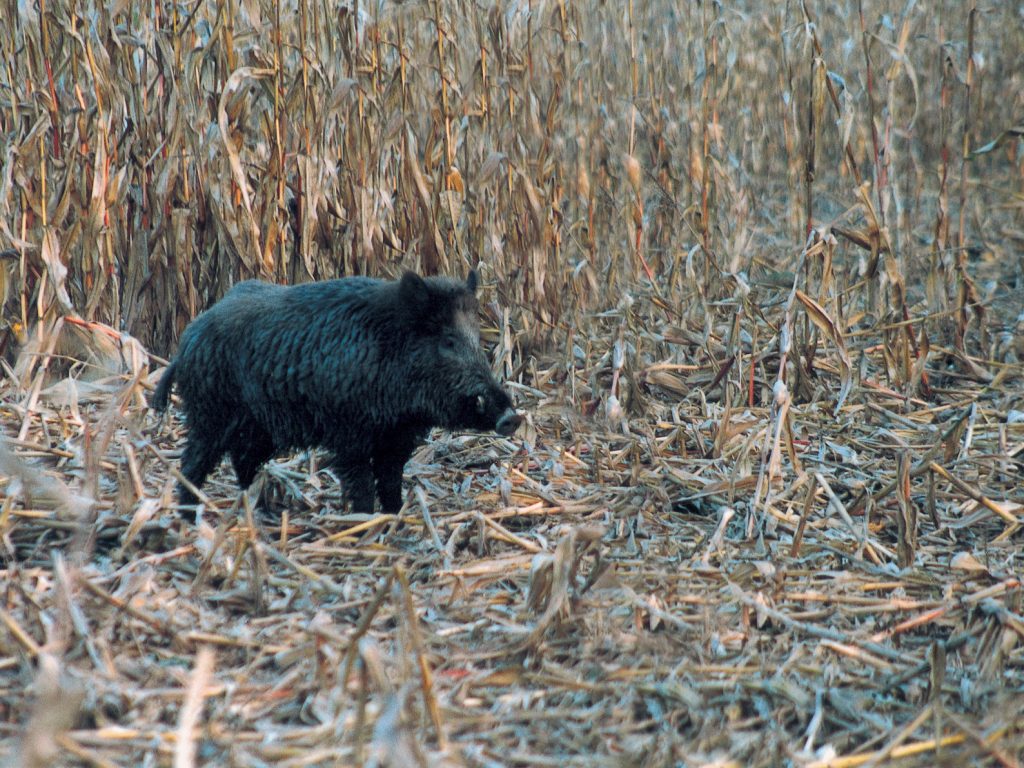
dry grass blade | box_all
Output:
[14,654,85,768]
[173,647,215,768]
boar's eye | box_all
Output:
[475,394,486,413]
[441,331,469,353]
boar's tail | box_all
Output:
[151,359,177,413]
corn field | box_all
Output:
[2,0,1023,765]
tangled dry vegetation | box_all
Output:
[2,0,1024,765]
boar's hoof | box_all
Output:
[495,409,522,437]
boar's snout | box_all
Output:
[495,408,522,436]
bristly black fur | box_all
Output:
[151,359,177,413]
[155,271,520,512]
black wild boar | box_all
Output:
[152,271,521,512]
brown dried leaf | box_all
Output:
[795,289,852,412]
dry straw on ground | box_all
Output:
[2,0,1024,765]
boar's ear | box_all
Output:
[399,271,430,312]
[466,269,479,295]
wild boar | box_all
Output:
[152,271,520,512]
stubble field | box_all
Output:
[2,1,1024,765]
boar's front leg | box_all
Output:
[372,434,418,513]
[178,434,226,505]
[332,455,375,513]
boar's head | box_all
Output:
[399,270,521,437]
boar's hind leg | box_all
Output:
[372,438,417,513]
[178,435,225,505]
[333,457,375,514]
[229,420,275,489]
